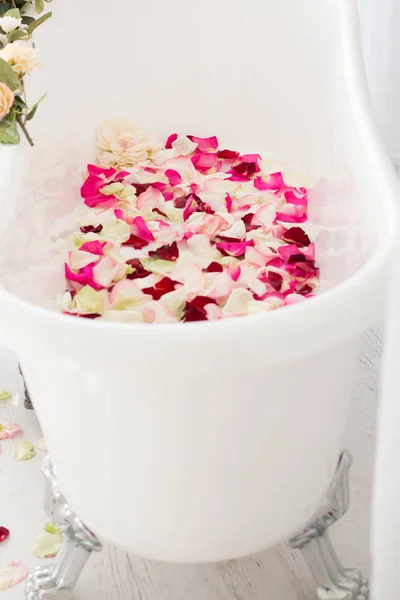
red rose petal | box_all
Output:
[126,259,152,279]
[174,195,188,209]
[281,227,311,247]
[183,296,217,322]
[268,271,283,292]
[80,224,102,234]
[204,262,223,273]
[0,527,9,543]
[149,241,179,261]
[287,253,307,264]
[217,149,240,159]
[242,213,258,232]
[132,183,152,196]
[122,235,150,249]
[152,207,169,218]
[142,277,179,300]
[229,160,260,181]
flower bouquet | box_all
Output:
[0,0,52,145]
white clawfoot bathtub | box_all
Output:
[0,0,397,567]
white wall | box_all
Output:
[358,0,400,162]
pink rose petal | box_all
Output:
[251,204,276,230]
[191,152,219,173]
[132,216,155,243]
[0,423,22,441]
[188,135,219,152]
[254,172,284,192]
[216,240,254,257]
[137,187,165,212]
[183,194,199,221]
[65,264,104,291]
[93,257,120,288]
[165,133,178,149]
[240,153,261,164]
[0,561,29,591]
[87,164,116,178]
[79,241,105,255]
[165,169,182,186]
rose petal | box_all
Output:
[137,187,165,212]
[281,227,311,247]
[110,280,149,310]
[87,164,116,178]
[142,277,180,300]
[149,241,179,261]
[79,240,106,255]
[216,240,254,257]
[0,561,29,590]
[191,152,219,173]
[131,216,155,243]
[165,169,182,187]
[251,204,276,231]
[65,264,104,291]
[217,149,239,159]
[165,133,178,149]
[172,135,198,155]
[33,532,64,559]
[74,285,104,315]
[14,441,36,461]
[0,423,22,440]
[0,527,9,543]
[204,261,223,273]
[254,172,284,192]
[183,296,217,322]
[188,135,219,153]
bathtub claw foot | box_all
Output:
[25,456,102,600]
[289,451,369,600]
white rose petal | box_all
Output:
[0,16,22,33]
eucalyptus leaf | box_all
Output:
[0,57,20,91]
[8,28,28,42]
[21,15,35,25]
[13,95,26,112]
[0,117,20,144]
[27,10,51,33]
[0,4,11,17]
[19,2,32,15]
[35,0,44,13]
[4,8,20,17]
[26,92,46,121]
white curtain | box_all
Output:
[358,0,400,161]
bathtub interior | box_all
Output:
[0,0,388,311]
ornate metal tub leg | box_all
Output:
[289,451,369,599]
[25,456,102,599]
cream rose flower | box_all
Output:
[0,44,40,76]
[0,16,23,33]
[96,120,162,169]
[0,82,14,121]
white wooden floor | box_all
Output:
[0,328,382,599]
